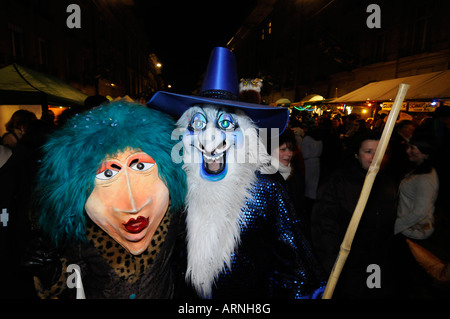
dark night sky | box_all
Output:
[133,0,257,94]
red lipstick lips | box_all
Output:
[123,216,149,234]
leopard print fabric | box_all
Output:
[35,212,172,298]
[86,213,171,284]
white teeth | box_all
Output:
[203,152,225,161]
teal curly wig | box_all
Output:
[36,101,186,247]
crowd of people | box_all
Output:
[1,96,450,299]
[273,105,450,298]
[0,96,109,298]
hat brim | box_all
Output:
[147,91,289,134]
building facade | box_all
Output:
[228,0,450,104]
[0,0,163,101]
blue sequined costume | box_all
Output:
[212,171,327,299]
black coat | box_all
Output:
[311,161,397,298]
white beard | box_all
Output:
[178,105,273,297]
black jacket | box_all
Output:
[311,161,397,298]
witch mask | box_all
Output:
[36,102,186,255]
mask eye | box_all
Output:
[188,112,207,131]
[96,162,121,180]
[129,160,155,171]
[217,112,236,131]
[96,168,120,180]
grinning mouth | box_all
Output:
[202,151,226,174]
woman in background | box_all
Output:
[271,128,307,235]
[392,133,440,298]
[311,132,397,298]
[394,133,439,239]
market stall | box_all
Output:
[330,70,450,120]
[0,63,87,135]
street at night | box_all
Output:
[1,0,449,312]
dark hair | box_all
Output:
[268,128,297,154]
[279,128,297,150]
[351,131,381,155]
[396,119,413,130]
[5,109,37,132]
[409,132,436,155]
[409,132,436,175]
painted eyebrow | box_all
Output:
[97,161,122,174]
[126,153,156,166]
[129,159,139,166]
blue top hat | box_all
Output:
[147,47,289,134]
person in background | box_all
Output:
[394,133,439,240]
[301,124,323,215]
[372,113,387,133]
[387,119,416,186]
[415,105,450,236]
[0,144,22,298]
[318,117,343,185]
[0,118,53,299]
[289,119,306,148]
[395,119,415,142]
[341,118,368,159]
[341,113,358,137]
[311,132,397,298]
[1,110,37,149]
[392,132,440,298]
[270,128,307,236]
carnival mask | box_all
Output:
[85,148,170,255]
[180,106,249,182]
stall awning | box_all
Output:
[0,63,87,107]
[332,70,450,103]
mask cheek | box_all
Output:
[182,132,202,164]
[182,131,193,151]
[85,188,105,221]
[225,131,244,164]
[230,131,243,149]
[85,191,114,234]
[85,182,124,233]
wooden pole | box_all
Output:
[322,83,410,299]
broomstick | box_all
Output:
[322,83,410,299]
